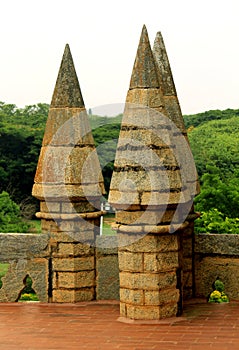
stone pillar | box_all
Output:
[32,44,105,302]
[109,26,198,320]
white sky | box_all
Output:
[0,0,239,115]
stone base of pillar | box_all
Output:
[36,200,103,303]
[118,232,181,320]
[51,243,96,302]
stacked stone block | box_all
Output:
[32,44,104,302]
[118,233,180,319]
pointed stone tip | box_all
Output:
[50,44,85,108]
[142,24,147,32]
[153,31,164,50]
[129,26,159,89]
[155,31,162,38]
[64,43,70,54]
[153,31,177,97]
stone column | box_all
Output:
[109,25,198,320]
[32,44,105,302]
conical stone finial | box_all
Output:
[130,25,159,89]
[109,26,190,212]
[32,44,105,202]
[153,32,177,96]
[153,32,200,195]
[153,32,186,133]
[51,44,84,108]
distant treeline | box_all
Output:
[184,108,239,128]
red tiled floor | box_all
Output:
[0,300,239,349]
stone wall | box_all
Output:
[0,233,119,302]
[194,234,239,300]
[96,236,119,300]
[0,233,50,302]
[2,232,239,303]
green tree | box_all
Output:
[194,166,239,218]
[0,102,48,205]
[0,191,30,232]
[195,209,239,234]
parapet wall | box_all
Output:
[1,232,239,302]
[194,234,239,300]
[0,233,50,302]
[0,233,119,302]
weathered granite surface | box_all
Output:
[50,44,84,108]
[0,233,49,302]
[0,233,49,260]
[194,234,239,300]
[32,43,105,202]
[195,234,239,255]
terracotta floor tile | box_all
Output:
[0,300,239,349]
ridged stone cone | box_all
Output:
[153,32,200,196]
[153,32,186,134]
[109,25,190,215]
[32,44,105,203]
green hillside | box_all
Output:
[187,116,239,178]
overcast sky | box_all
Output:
[0,0,239,115]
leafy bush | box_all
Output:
[19,293,39,301]
[18,276,39,301]
[195,209,239,234]
[0,191,30,233]
[194,166,239,218]
[208,279,229,303]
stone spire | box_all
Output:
[51,44,84,108]
[153,32,186,134]
[109,26,193,321]
[32,44,105,202]
[129,25,159,89]
[109,25,189,212]
[153,32,200,195]
[32,44,105,303]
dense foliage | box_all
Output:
[186,110,239,233]
[0,100,238,233]
[0,191,30,232]
[187,117,239,178]
[0,102,48,205]
[184,108,239,129]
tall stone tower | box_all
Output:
[32,44,105,302]
[109,26,198,320]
